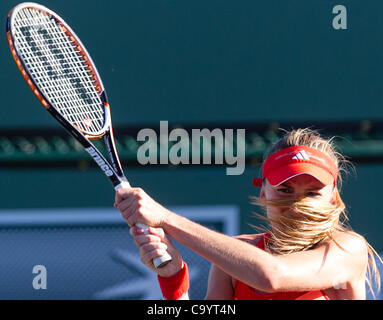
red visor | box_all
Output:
[253,146,338,187]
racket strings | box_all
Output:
[19,8,102,124]
[18,13,99,126]
[22,8,103,130]
[12,8,105,134]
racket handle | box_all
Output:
[115,181,172,268]
[135,223,173,268]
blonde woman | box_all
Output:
[115,128,380,300]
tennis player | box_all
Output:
[115,128,381,300]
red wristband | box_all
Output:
[157,262,190,300]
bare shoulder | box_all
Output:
[316,230,369,276]
[321,231,370,299]
[234,233,263,247]
[328,230,368,257]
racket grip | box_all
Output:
[136,223,173,268]
[115,182,172,268]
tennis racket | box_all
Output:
[6,2,172,268]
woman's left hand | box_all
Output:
[130,225,184,277]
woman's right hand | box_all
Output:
[130,225,184,277]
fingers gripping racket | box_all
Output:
[7,2,171,268]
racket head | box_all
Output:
[7,2,110,139]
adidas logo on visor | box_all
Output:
[292,150,310,160]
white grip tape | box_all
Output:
[115,182,172,268]
[115,181,131,189]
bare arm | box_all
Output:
[273,231,368,291]
[162,212,278,292]
[164,212,368,292]
[116,188,368,293]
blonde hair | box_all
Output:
[251,128,381,296]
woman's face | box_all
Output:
[260,174,336,224]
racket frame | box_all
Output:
[6,2,126,187]
[6,2,172,268]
